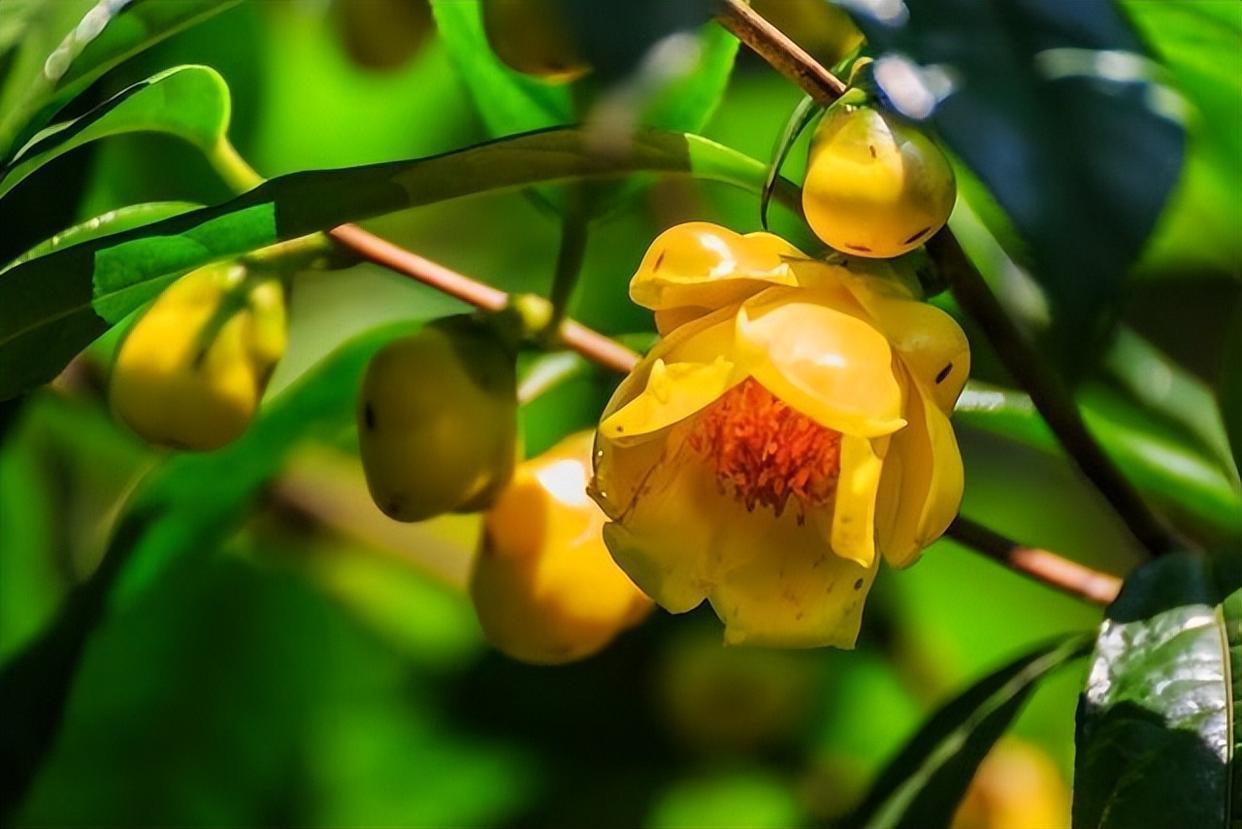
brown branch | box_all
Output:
[327,222,1121,607]
[714,0,1176,557]
[715,0,847,107]
[947,518,1122,606]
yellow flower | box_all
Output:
[472,431,652,664]
[590,222,968,648]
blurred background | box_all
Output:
[1,0,1238,826]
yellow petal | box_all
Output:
[734,289,906,437]
[830,434,888,568]
[630,222,805,312]
[811,260,970,413]
[707,508,879,648]
[599,357,740,444]
[598,436,725,613]
[876,369,965,567]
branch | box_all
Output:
[947,518,1121,605]
[328,224,641,374]
[714,0,1175,557]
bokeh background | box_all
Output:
[2,1,1238,826]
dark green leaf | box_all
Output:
[0,0,240,160]
[1074,552,1242,829]
[1,65,230,200]
[850,0,1186,369]
[1,202,199,271]
[849,635,1090,829]
[0,126,773,400]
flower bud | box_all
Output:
[471,431,651,664]
[109,262,286,451]
[358,315,517,522]
[481,0,588,82]
[803,105,956,258]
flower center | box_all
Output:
[688,377,842,517]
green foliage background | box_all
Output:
[0,1,1239,827]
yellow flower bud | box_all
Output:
[952,739,1070,829]
[803,105,956,258]
[471,431,651,664]
[109,262,286,451]
[358,315,517,522]
[481,0,588,83]
[592,222,969,648]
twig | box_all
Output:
[714,0,1175,557]
[328,224,640,374]
[947,518,1121,606]
[715,0,847,107]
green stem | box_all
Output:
[206,136,264,192]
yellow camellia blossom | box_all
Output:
[590,222,968,648]
[110,262,286,451]
[952,739,1070,829]
[472,431,652,665]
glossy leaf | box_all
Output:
[1075,552,1242,829]
[850,0,1186,368]
[1,202,199,271]
[849,635,1089,829]
[0,0,241,160]
[955,382,1242,540]
[0,126,774,400]
[0,65,230,200]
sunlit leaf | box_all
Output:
[0,0,241,161]
[0,65,230,200]
[1,202,199,271]
[1075,552,1242,829]
[0,126,775,400]
[849,635,1089,829]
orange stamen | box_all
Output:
[688,377,842,517]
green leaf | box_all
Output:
[0,65,230,200]
[1074,552,1242,829]
[761,93,818,230]
[0,0,241,160]
[1,202,200,271]
[430,0,571,136]
[955,382,1242,540]
[431,0,737,217]
[1123,0,1242,278]
[0,126,773,401]
[849,635,1089,829]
